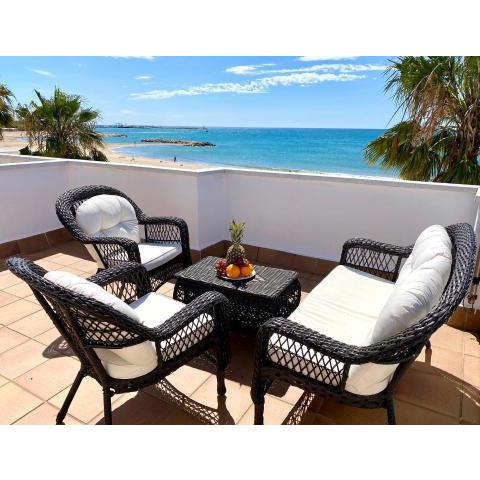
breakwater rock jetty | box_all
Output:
[141,138,215,147]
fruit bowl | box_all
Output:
[215,258,256,281]
[219,270,256,282]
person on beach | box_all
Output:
[174,156,176,163]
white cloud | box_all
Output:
[130,72,365,100]
[225,63,275,75]
[227,63,386,76]
[111,56,155,61]
[31,69,53,77]
[298,56,358,62]
[135,75,153,81]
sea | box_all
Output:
[98,127,394,177]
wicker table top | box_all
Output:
[175,256,299,300]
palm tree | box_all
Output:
[365,56,480,184]
[0,84,15,139]
[16,87,107,161]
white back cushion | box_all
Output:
[44,270,140,321]
[370,225,452,343]
[76,194,140,243]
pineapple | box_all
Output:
[226,220,247,266]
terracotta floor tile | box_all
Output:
[239,394,317,425]
[145,378,232,425]
[3,281,34,299]
[0,375,8,388]
[50,376,107,423]
[463,355,480,388]
[158,283,174,295]
[0,383,43,424]
[24,295,40,305]
[395,400,458,425]
[160,407,204,425]
[93,391,180,425]
[67,259,97,273]
[0,340,48,379]
[14,402,83,425]
[413,345,464,378]
[460,387,480,424]
[58,266,90,277]
[463,332,480,357]
[190,375,252,423]
[0,272,23,290]
[8,309,53,338]
[314,399,389,425]
[35,327,62,346]
[396,368,462,418]
[267,380,305,406]
[429,325,464,353]
[154,364,212,397]
[32,259,62,271]
[48,253,85,266]
[0,291,19,308]
[0,299,41,326]
[15,356,80,400]
[0,327,29,354]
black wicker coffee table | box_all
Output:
[173,256,301,331]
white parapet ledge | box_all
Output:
[1,153,479,192]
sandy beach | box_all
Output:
[0,130,209,170]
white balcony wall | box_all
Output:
[1,154,479,262]
[225,168,480,261]
[0,160,69,243]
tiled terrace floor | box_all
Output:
[0,241,479,425]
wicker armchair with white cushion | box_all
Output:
[56,185,192,291]
[251,224,475,424]
[7,258,230,425]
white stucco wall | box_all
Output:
[1,154,479,261]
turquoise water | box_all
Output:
[98,127,394,177]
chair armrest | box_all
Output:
[88,262,152,303]
[256,317,373,366]
[139,216,191,266]
[86,236,141,266]
[340,238,413,281]
[252,317,420,397]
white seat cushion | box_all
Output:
[44,269,213,380]
[138,242,182,271]
[370,225,452,343]
[76,194,140,268]
[268,266,397,395]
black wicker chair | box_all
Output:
[7,258,230,425]
[55,185,192,291]
[251,223,476,425]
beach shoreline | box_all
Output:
[0,131,208,170]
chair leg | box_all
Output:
[426,340,432,350]
[56,370,85,425]
[254,402,265,425]
[386,399,396,425]
[103,389,113,425]
[216,369,226,396]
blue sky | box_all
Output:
[0,56,397,128]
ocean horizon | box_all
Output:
[98,126,394,177]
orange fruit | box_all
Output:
[240,264,253,277]
[226,264,240,279]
